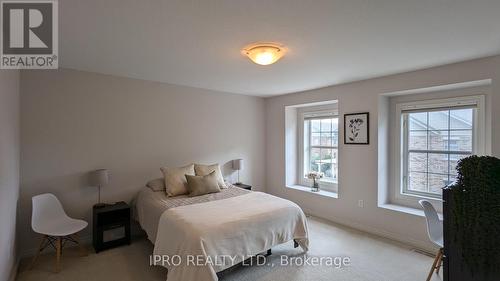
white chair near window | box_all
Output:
[419,200,444,281]
[30,193,88,272]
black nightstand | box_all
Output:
[233,183,252,190]
[92,202,131,253]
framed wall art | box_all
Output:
[344,112,369,145]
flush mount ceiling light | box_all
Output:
[242,43,286,66]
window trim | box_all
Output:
[298,108,339,192]
[395,95,486,201]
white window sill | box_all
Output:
[378,203,443,220]
[286,185,338,199]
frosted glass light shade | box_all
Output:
[242,43,286,65]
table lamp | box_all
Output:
[90,169,109,208]
[232,159,244,184]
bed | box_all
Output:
[135,184,309,281]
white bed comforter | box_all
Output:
[136,187,250,243]
[152,191,309,281]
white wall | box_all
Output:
[0,70,20,281]
[265,55,500,251]
[19,69,266,255]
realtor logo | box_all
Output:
[1,0,58,69]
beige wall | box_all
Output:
[19,69,266,255]
[265,55,500,251]
[0,70,20,281]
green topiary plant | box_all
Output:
[449,155,500,274]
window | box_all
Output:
[299,110,339,192]
[399,96,486,199]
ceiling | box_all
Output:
[59,0,500,97]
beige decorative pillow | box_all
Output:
[146,178,165,192]
[194,163,227,188]
[160,164,195,197]
[185,171,221,197]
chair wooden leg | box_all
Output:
[29,235,47,270]
[426,249,442,281]
[436,248,443,274]
[55,237,62,273]
[73,233,88,256]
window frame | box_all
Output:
[298,108,339,192]
[395,95,486,201]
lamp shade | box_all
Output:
[90,169,109,186]
[232,159,244,171]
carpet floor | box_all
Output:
[16,216,443,281]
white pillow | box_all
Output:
[194,163,227,189]
[160,164,195,197]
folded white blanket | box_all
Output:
[153,191,309,281]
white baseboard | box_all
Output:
[302,207,437,255]
[19,234,93,259]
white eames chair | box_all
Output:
[419,200,444,281]
[31,193,88,272]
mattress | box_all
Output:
[135,185,250,242]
